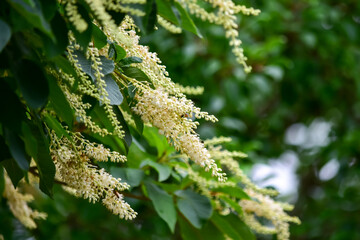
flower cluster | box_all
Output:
[50,132,136,220]
[132,85,226,181]
[2,172,47,229]
[178,0,260,72]
[240,189,301,240]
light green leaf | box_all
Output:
[175,189,212,229]
[145,182,177,233]
[140,159,171,182]
[0,19,11,52]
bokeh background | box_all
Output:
[1,0,360,239]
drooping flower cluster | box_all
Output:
[50,132,136,220]
[175,136,300,239]
[240,189,301,240]
[178,0,260,73]
[2,172,47,229]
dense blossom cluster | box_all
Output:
[177,137,300,239]
[50,132,136,220]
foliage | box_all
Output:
[0,0,303,240]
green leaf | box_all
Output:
[212,186,251,200]
[92,24,107,49]
[140,159,171,182]
[21,122,38,159]
[32,118,56,196]
[121,66,153,85]
[1,158,24,188]
[111,168,144,188]
[155,0,179,25]
[0,19,11,53]
[39,0,57,21]
[16,59,49,109]
[218,195,244,216]
[211,213,255,240]
[47,12,69,57]
[0,135,12,162]
[104,75,123,105]
[175,189,212,229]
[0,80,26,133]
[9,0,53,37]
[119,56,143,66]
[4,128,30,171]
[107,10,125,25]
[43,114,71,139]
[48,75,74,127]
[173,2,202,37]
[0,166,4,197]
[145,182,177,233]
[108,43,126,62]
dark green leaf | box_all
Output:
[113,106,132,147]
[121,66,152,85]
[21,122,38,159]
[4,128,30,171]
[1,158,24,188]
[173,2,202,37]
[0,80,26,133]
[0,19,11,53]
[39,0,57,20]
[111,168,144,187]
[142,0,157,34]
[145,182,177,233]
[0,166,4,196]
[9,0,53,37]
[92,24,107,49]
[46,12,68,57]
[0,135,12,162]
[48,75,74,127]
[32,118,55,196]
[108,43,126,62]
[211,213,255,240]
[175,189,212,229]
[140,159,171,182]
[212,186,250,200]
[107,10,125,25]
[119,56,143,66]
[16,59,49,109]
[104,75,123,105]
[43,114,71,139]
[155,0,179,25]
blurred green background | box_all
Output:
[2,0,360,239]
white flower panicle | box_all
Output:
[50,132,137,220]
[2,172,47,229]
[240,189,301,240]
[177,0,260,72]
[132,85,226,181]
